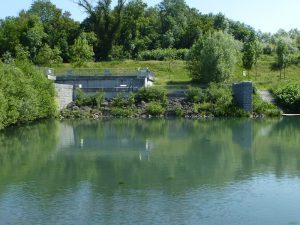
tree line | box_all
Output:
[0,0,300,81]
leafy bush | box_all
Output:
[186,87,204,103]
[138,48,189,61]
[111,107,134,117]
[146,101,165,116]
[0,61,57,129]
[135,87,167,105]
[175,104,183,117]
[94,91,105,109]
[206,83,233,106]
[112,93,127,107]
[75,89,105,108]
[274,83,300,112]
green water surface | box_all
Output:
[0,118,300,225]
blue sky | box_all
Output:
[0,0,299,33]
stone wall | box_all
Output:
[54,83,74,110]
[232,82,253,112]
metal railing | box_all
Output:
[48,68,154,78]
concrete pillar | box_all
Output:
[232,81,253,112]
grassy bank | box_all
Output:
[53,55,300,89]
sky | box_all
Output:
[0,0,299,33]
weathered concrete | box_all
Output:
[54,75,154,98]
[54,83,73,110]
[233,82,253,112]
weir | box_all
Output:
[44,68,155,108]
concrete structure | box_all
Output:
[50,68,154,98]
[55,75,153,99]
[232,81,253,112]
[54,83,74,110]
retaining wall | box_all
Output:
[54,83,74,110]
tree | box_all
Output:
[78,0,126,60]
[35,44,62,66]
[187,31,239,83]
[242,34,262,76]
[70,33,95,67]
[157,0,189,48]
[29,0,80,62]
[0,12,46,61]
[275,37,297,79]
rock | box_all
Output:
[67,101,76,109]
[101,101,109,107]
[72,105,80,111]
[82,106,92,112]
[103,107,111,112]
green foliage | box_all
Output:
[70,33,95,67]
[135,86,167,105]
[77,0,125,60]
[187,31,240,83]
[175,104,183,117]
[138,48,189,61]
[253,94,281,116]
[0,61,57,129]
[75,89,105,108]
[275,37,298,79]
[206,83,233,105]
[94,91,105,109]
[111,107,134,117]
[203,83,249,116]
[242,34,262,70]
[35,44,62,66]
[146,101,166,116]
[274,83,300,111]
[186,87,204,103]
[112,93,127,107]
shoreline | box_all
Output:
[59,97,280,120]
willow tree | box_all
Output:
[77,0,126,60]
[187,31,240,83]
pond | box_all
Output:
[0,118,300,225]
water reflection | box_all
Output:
[1,118,300,224]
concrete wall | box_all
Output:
[55,75,153,98]
[232,82,253,112]
[54,83,73,110]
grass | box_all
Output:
[53,54,300,90]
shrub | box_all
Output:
[175,104,183,117]
[75,89,105,108]
[0,61,57,129]
[135,87,167,105]
[206,83,233,106]
[146,101,165,116]
[112,93,127,107]
[186,87,204,103]
[94,91,105,109]
[111,107,134,117]
[274,83,300,112]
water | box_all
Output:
[0,118,300,225]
